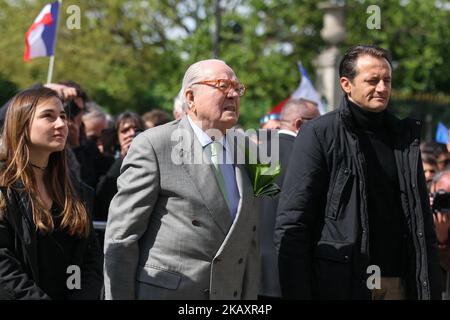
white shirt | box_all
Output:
[278,129,297,137]
[187,115,232,163]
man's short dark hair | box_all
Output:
[421,152,437,167]
[339,45,392,81]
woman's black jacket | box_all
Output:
[0,179,103,299]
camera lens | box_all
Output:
[432,189,450,213]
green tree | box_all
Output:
[345,0,450,136]
[0,73,18,106]
[0,0,448,130]
[345,0,450,94]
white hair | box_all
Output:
[280,99,316,122]
[433,170,450,185]
[83,101,107,122]
[180,59,229,110]
[173,89,185,114]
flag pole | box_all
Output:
[47,56,55,84]
[46,0,62,84]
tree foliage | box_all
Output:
[345,0,450,94]
[0,0,448,129]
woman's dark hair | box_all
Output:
[420,141,447,158]
[114,111,145,133]
[421,152,437,167]
[142,109,172,127]
[100,127,118,157]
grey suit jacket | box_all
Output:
[104,116,260,300]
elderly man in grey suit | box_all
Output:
[104,59,260,300]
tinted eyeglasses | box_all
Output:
[192,79,246,97]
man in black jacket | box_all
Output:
[275,45,442,300]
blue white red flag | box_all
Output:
[24,1,60,62]
[269,62,325,115]
[436,122,449,144]
[291,62,325,114]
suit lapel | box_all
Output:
[175,117,232,235]
[233,163,253,222]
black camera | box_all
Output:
[432,189,450,213]
[64,100,83,120]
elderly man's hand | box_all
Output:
[44,83,78,101]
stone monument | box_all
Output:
[314,1,346,112]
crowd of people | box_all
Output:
[0,44,448,300]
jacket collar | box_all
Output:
[339,95,402,136]
[175,116,232,235]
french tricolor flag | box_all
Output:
[268,62,325,115]
[24,1,60,62]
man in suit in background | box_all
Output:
[104,59,260,300]
[259,98,320,299]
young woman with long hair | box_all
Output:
[0,87,103,299]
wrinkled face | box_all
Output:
[84,117,107,146]
[435,174,450,193]
[186,61,240,134]
[340,55,392,112]
[261,119,281,130]
[437,153,450,171]
[29,97,68,153]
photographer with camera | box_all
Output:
[58,81,112,192]
[430,171,450,298]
